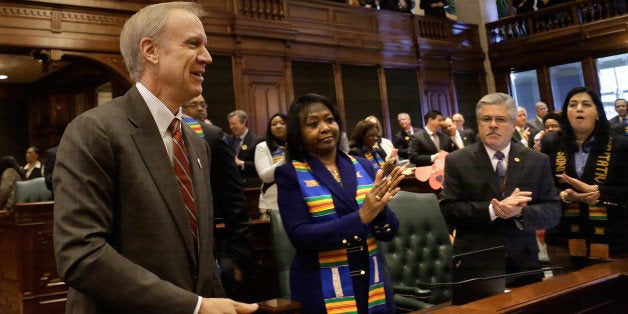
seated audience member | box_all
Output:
[349,120,398,174]
[408,110,456,166]
[276,93,405,312]
[452,113,477,146]
[183,95,253,300]
[364,115,396,158]
[23,146,42,180]
[392,112,421,160]
[541,87,628,271]
[227,109,264,187]
[513,106,534,147]
[532,111,561,150]
[441,92,561,287]
[420,0,447,17]
[0,156,26,211]
[254,113,288,219]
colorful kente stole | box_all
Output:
[271,146,285,163]
[556,138,612,258]
[292,156,387,313]
[363,149,385,171]
[182,116,204,138]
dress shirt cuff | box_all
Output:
[488,203,497,221]
[193,296,202,314]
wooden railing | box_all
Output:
[238,0,286,20]
[486,0,628,44]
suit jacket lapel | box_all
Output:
[504,144,525,195]
[470,143,502,196]
[423,131,437,152]
[126,88,198,266]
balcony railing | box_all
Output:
[486,0,627,44]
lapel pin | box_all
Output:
[197,158,202,168]
[514,157,520,162]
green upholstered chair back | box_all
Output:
[14,177,53,204]
[379,191,453,306]
[270,209,296,299]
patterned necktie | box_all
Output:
[169,118,197,240]
[494,151,506,188]
[431,132,440,149]
[233,137,242,156]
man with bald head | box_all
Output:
[53,2,257,313]
[526,101,548,133]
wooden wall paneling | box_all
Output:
[452,72,484,132]
[536,67,555,109]
[384,67,421,136]
[333,62,347,132]
[376,65,391,137]
[284,58,294,105]
[340,64,382,138]
[581,57,600,93]
[203,55,236,132]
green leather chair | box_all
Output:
[14,177,53,204]
[270,209,296,299]
[379,191,453,311]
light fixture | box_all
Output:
[0,74,8,80]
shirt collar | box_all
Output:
[484,143,511,160]
[136,82,181,135]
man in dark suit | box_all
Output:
[453,113,477,145]
[420,0,447,17]
[513,106,536,148]
[227,110,263,188]
[52,3,257,313]
[407,110,457,166]
[182,95,253,300]
[609,98,627,125]
[43,146,57,192]
[440,92,561,287]
[392,112,422,160]
[525,101,548,134]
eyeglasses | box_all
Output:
[478,116,511,125]
[183,102,207,109]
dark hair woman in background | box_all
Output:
[541,87,628,270]
[276,93,406,313]
[254,113,288,219]
[0,156,26,211]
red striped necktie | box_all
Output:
[169,118,198,241]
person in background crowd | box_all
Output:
[254,113,288,219]
[349,120,398,174]
[23,146,42,180]
[0,156,26,212]
[182,94,253,301]
[408,110,456,166]
[513,106,533,147]
[608,98,627,125]
[420,0,447,17]
[227,109,264,188]
[276,93,405,313]
[526,101,549,133]
[364,115,396,159]
[440,92,561,287]
[514,0,535,14]
[541,87,628,272]
[532,111,561,151]
[452,113,477,146]
[441,116,467,149]
[392,112,421,160]
[43,146,58,192]
[52,2,258,312]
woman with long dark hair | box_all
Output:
[254,113,288,218]
[349,120,397,174]
[276,93,406,313]
[541,87,628,270]
[0,156,26,211]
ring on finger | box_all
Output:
[375,195,381,201]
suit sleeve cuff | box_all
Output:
[193,296,202,314]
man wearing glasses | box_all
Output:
[440,92,561,287]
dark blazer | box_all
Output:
[24,166,42,180]
[541,132,628,256]
[608,115,626,125]
[53,86,225,313]
[276,152,398,313]
[392,127,422,159]
[407,129,457,166]
[526,117,544,134]
[420,0,446,17]
[440,142,561,285]
[227,131,263,187]
[459,129,477,147]
[512,127,536,148]
[43,146,57,191]
[199,122,252,273]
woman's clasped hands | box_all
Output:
[359,163,407,223]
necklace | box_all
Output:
[328,169,342,183]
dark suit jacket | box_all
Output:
[25,166,42,180]
[407,129,456,166]
[53,86,225,313]
[199,122,253,272]
[227,131,263,187]
[440,142,561,284]
[460,129,477,147]
[608,115,626,126]
[392,127,422,159]
[43,146,57,191]
[420,0,446,17]
[276,151,398,313]
[526,117,544,134]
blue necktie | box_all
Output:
[494,151,505,188]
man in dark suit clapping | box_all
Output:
[227,110,264,188]
[407,110,457,166]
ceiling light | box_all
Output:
[0,75,8,80]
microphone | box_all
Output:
[417,266,567,288]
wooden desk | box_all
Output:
[423,259,628,313]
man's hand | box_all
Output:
[200,298,258,314]
[492,188,532,219]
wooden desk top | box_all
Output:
[426,259,628,313]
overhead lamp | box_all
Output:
[0,74,8,80]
